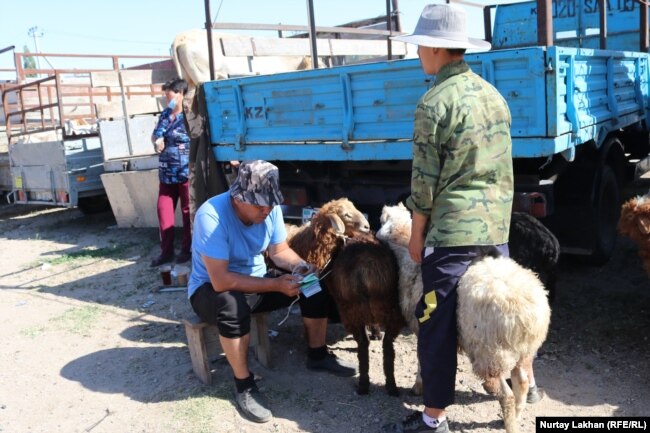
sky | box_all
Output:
[0,0,505,81]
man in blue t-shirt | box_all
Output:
[188,160,357,424]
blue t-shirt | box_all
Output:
[188,192,287,299]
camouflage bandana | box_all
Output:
[229,160,284,207]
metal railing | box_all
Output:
[1,53,172,144]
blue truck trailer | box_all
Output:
[198,0,650,264]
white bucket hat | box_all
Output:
[392,3,491,50]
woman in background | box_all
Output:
[150,78,191,267]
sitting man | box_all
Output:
[188,160,357,423]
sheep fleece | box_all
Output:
[457,256,551,379]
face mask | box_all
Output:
[168,98,177,110]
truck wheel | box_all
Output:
[588,165,620,265]
[78,195,111,215]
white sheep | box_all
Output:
[376,203,423,394]
[377,204,551,432]
[457,255,550,432]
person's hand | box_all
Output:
[155,137,164,153]
[292,261,317,277]
[303,262,318,276]
[408,235,424,264]
[275,274,301,297]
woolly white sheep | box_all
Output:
[457,255,550,433]
[377,204,552,432]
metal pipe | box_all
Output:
[392,0,401,32]
[641,1,649,52]
[15,52,24,83]
[537,0,553,47]
[118,71,134,156]
[204,0,216,81]
[214,22,395,36]
[483,6,492,43]
[599,0,607,49]
[386,0,393,60]
[306,0,319,69]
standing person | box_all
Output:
[150,78,192,267]
[382,4,514,433]
[188,160,357,424]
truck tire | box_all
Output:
[588,165,620,265]
[78,195,111,215]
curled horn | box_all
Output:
[328,214,346,235]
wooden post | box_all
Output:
[250,314,272,368]
[183,318,212,385]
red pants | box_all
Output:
[157,181,191,258]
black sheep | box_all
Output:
[508,212,560,303]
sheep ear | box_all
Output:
[328,214,346,234]
[637,216,650,235]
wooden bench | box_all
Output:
[182,313,272,385]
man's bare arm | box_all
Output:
[267,241,310,273]
[409,211,429,264]
[203,254,300,297]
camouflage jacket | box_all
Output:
[405,60,514,247]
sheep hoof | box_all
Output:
[387,386,399,397]
[357,385,370,395]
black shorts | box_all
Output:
[189,277,332,338]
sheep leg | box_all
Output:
[352,327,370,395]
[510,363,529,419]
[498,375,519,433]
[412,367,423,396]
[382,324,401,396]
[409,323,422,395]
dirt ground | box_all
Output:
[1,202,649,433]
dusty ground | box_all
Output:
[1,202,649,433]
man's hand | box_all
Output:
[275,274,301,297]
[409,236,424,263]
[292,261,317,277]
[409,211,429,264]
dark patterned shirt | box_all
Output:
[153,107,190,184]
[405,60,514,247]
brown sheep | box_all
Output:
[288,197,370,270]
[619,192,650,276]
[327,230,405,396]
[288,198,404,395]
